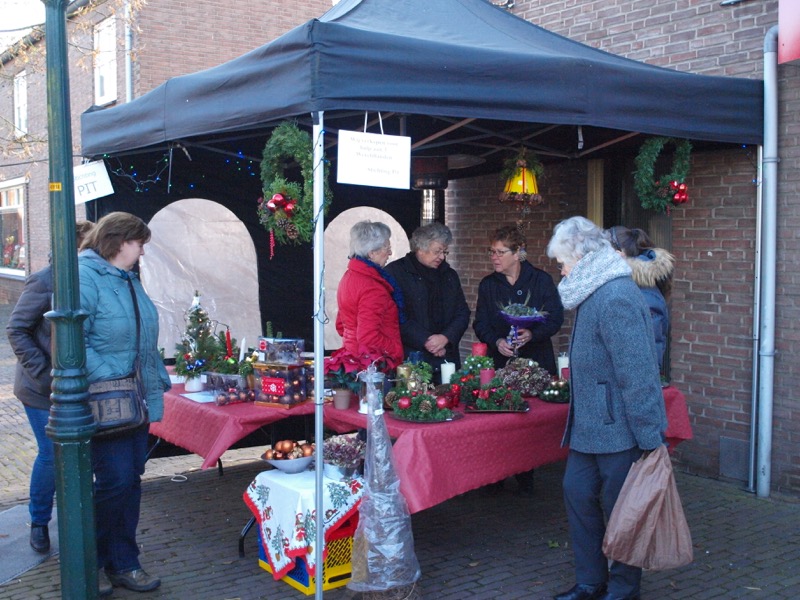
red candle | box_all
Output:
[472,342,488,356]
[225,329,233,358]
[479,368,495,385]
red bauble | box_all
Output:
[669,180,679,190]
[284,200,297,217]
[271,193,287,208]
[436,396,450,409]
[397,397,411,410]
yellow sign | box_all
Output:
[49,182,62,191]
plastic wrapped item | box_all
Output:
[257,337,305,364]
[348,365,421,593]
[253,363,308,406]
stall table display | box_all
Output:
[323,387,692,514]
[244,469,363,594]
[149,383,316,469]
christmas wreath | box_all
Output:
[258,121,332,249]
[634,137,692,213]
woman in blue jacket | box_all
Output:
[547,217,667,600]
[606,226,674,370]
[79,212,170,596]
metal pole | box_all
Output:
[757,25,779,498]
[42,0,98,597]
[312,111,326,600]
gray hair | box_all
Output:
[410,222,452,252]
[349,220,392,258]
[546,216,610,264]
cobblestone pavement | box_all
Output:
[1,302,799,599]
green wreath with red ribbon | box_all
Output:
[634,137,692,213]
[258,122,332,252]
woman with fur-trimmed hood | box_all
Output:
[606,226,675,368]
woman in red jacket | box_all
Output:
[333,220,404,370]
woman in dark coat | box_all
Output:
[474,225,564,374]
[6,220,94,554]
[547,216,668,600]
[385,222,470,377]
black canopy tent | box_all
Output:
[82,0,762,159]
[79,2,763,590]
[80,0,764,344]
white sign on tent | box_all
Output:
[336,130,411,190]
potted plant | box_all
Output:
[326,366,359,409]
[322,434,366,480]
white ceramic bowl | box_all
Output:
[265,455,314,474]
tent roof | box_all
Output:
[81,0,763,163]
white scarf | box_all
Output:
[558,246,632,310]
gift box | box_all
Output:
[253,362,308,406]
[256,514,357,595]
[257,338,305,364]
[205,372,255,406]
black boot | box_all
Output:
[553,583,608,600]
[30,524,50,553]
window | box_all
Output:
[93,18,117,106]
[13,71,27,137]
[0,178,27,274]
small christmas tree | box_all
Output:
[174,291,217,379]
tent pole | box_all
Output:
[312,111,326,598]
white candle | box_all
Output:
[238,337,246,362]
[557,354,569,378]
[440,361,456,385]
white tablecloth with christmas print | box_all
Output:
[243,469,363,579]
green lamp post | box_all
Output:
[42,0,99,597]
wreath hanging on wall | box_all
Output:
[258,122,332,253]
[634,137,692,213]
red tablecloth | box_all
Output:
[150,385,316,469]
[323,386,692,514]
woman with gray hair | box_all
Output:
[546,216,667,600]
[385,222,470,375]
[332,220,404,370]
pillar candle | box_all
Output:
[479,368,495,386]
[557,354,570,380]
[472,342,488,356]
[238,337,246,363]
[440,361,456,385]
[225,329,233,358]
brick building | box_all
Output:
[0,0,334,301]
[2,0,798,497]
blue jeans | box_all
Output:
[23,405,56,526]
[563,447,644,598]
[92,426,149,573]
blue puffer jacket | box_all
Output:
[79,249,171,422]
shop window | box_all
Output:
[13,70,27,138]
[0,179,27,275]
[93,18,117,106]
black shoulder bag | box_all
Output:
[88,276,149,437]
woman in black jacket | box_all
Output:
[385,222,470,379]
[6,220,94,554]
[474,225,564,374]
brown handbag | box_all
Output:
[602,444,693,570]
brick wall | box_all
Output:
[470,0,798,494]
[134,0,333,94]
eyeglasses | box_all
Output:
[426,246,449,257]
[487,248,512,258]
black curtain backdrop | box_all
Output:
[88,146,421,350]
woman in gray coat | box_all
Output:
[546,217,667,600]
